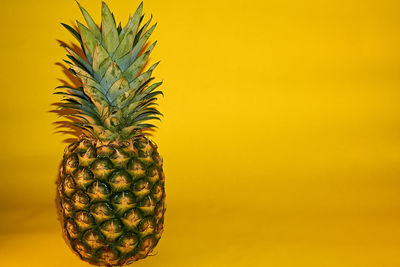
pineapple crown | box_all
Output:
[56,1,163,141]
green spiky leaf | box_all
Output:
[101,62,123,90]
[137,123,157,129]
[77,1,101,41]
[131,22,156,60]
[123,41,156,82]
[61,23,82,44]
[92,44,113,80]
[57,2,163,141]
[83,85,110,114]
[112,30,135,60]
[64,46,93,73]
[77,21,100,64]
[101,2,119,55]
[129,61,159,91]
[108,77,130,101]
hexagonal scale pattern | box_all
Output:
[58,136,165,266]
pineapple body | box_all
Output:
[58,136,165,266]
[56,2,166,264]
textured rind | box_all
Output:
[58,136,165,266]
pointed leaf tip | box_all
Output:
[101,1,119,55]
[61,23,82,43]
[76,20,100,65]
[76,2,101,41]
[135,2,144,14]
[102,1,110,10]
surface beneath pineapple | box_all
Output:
[1,202,400,267]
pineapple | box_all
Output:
[55,2,165,265]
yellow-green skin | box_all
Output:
[58,135,165,266]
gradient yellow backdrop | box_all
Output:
[1,0,400,266]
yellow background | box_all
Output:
[1,0,400,266]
